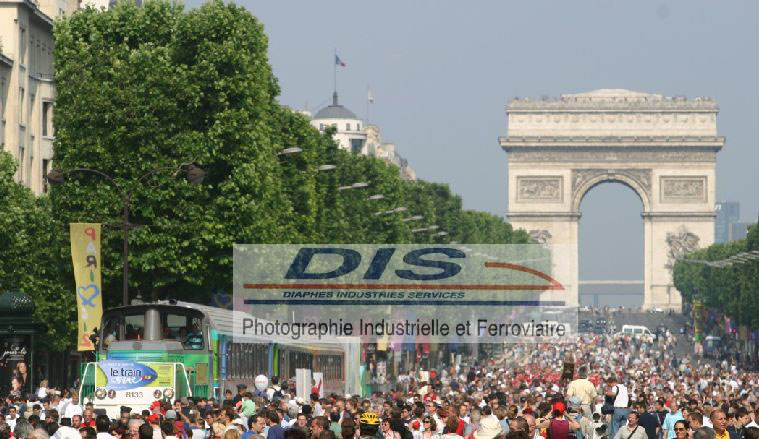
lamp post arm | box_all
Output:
[62,167,121,190]
[135,161,198,185]
[61,167,132,208]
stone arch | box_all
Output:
[500,89,724,311]
[571,169,652,213]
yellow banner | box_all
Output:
[70,223,103,351]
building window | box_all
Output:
[346,123,351,131]
[29,93,35,135]
[19,27,27,66]
[357,123,361,130]
[42,102,53,137]
[18,145,24,182]
[49,46,55,76]
[28,137,33,184]
[29,36,34,73]
[36,38,41,75]
[42,159,49,193]
[31,36,37,74]
[0,76,5,113]
[350,139,364,155]
[41,42,46,75]
[19,87,25,125]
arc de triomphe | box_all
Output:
[500,89,724,310]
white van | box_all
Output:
[618,325,654,341]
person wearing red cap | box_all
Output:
[535,402,580,439]
[145,413,164,439]
[150,401,161,415]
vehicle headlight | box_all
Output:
[95,388,107,400]
[163,388,175,399]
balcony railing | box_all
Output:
[33,72,55,81]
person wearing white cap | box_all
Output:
[473,417,502,439]
[232,418,248,433]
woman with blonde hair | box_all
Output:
[223,429,242,439]
[37,379,49,399]
[212,421,226,439]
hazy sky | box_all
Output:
[185,1,759,287]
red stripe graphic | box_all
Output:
[243,262,564,292]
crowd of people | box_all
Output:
[1,327,759,439]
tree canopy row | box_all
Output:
[0,1,527,350]
[673,224,759,329]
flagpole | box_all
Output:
[333,48,337,98]
[366,85,370,123]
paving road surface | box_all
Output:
[579,310,693,359]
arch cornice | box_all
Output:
[571,168,652,212]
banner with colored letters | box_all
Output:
[70,223,103,351]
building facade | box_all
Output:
[364,124,416,180]
[714,201,743,243]
[310,92,368,154]
[310,92,416,180]
[0,0,66,194]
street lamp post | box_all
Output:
[47,163,205,306]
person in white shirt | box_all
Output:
[606,377,629,439]
[704,416,713,428]
[151,418,163,439]
[30,404,45,421]
[37,380,49,400]
[55,418,81,439]
[702,403,713,428]
[312,396,323,417]
[190,414,208,439]
[63,394,82,419]
[59,394,72,417]
[266,377,282,402]
[6,406,18,431]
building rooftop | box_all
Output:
[313,92,359,120]
[509,89,718,111]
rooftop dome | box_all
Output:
[0,290,35,316]
[313,92,358,120]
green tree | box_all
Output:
[0,151,75,350]
[52,0,530,319]
[674,225,759,328]
[52,0,295,305]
